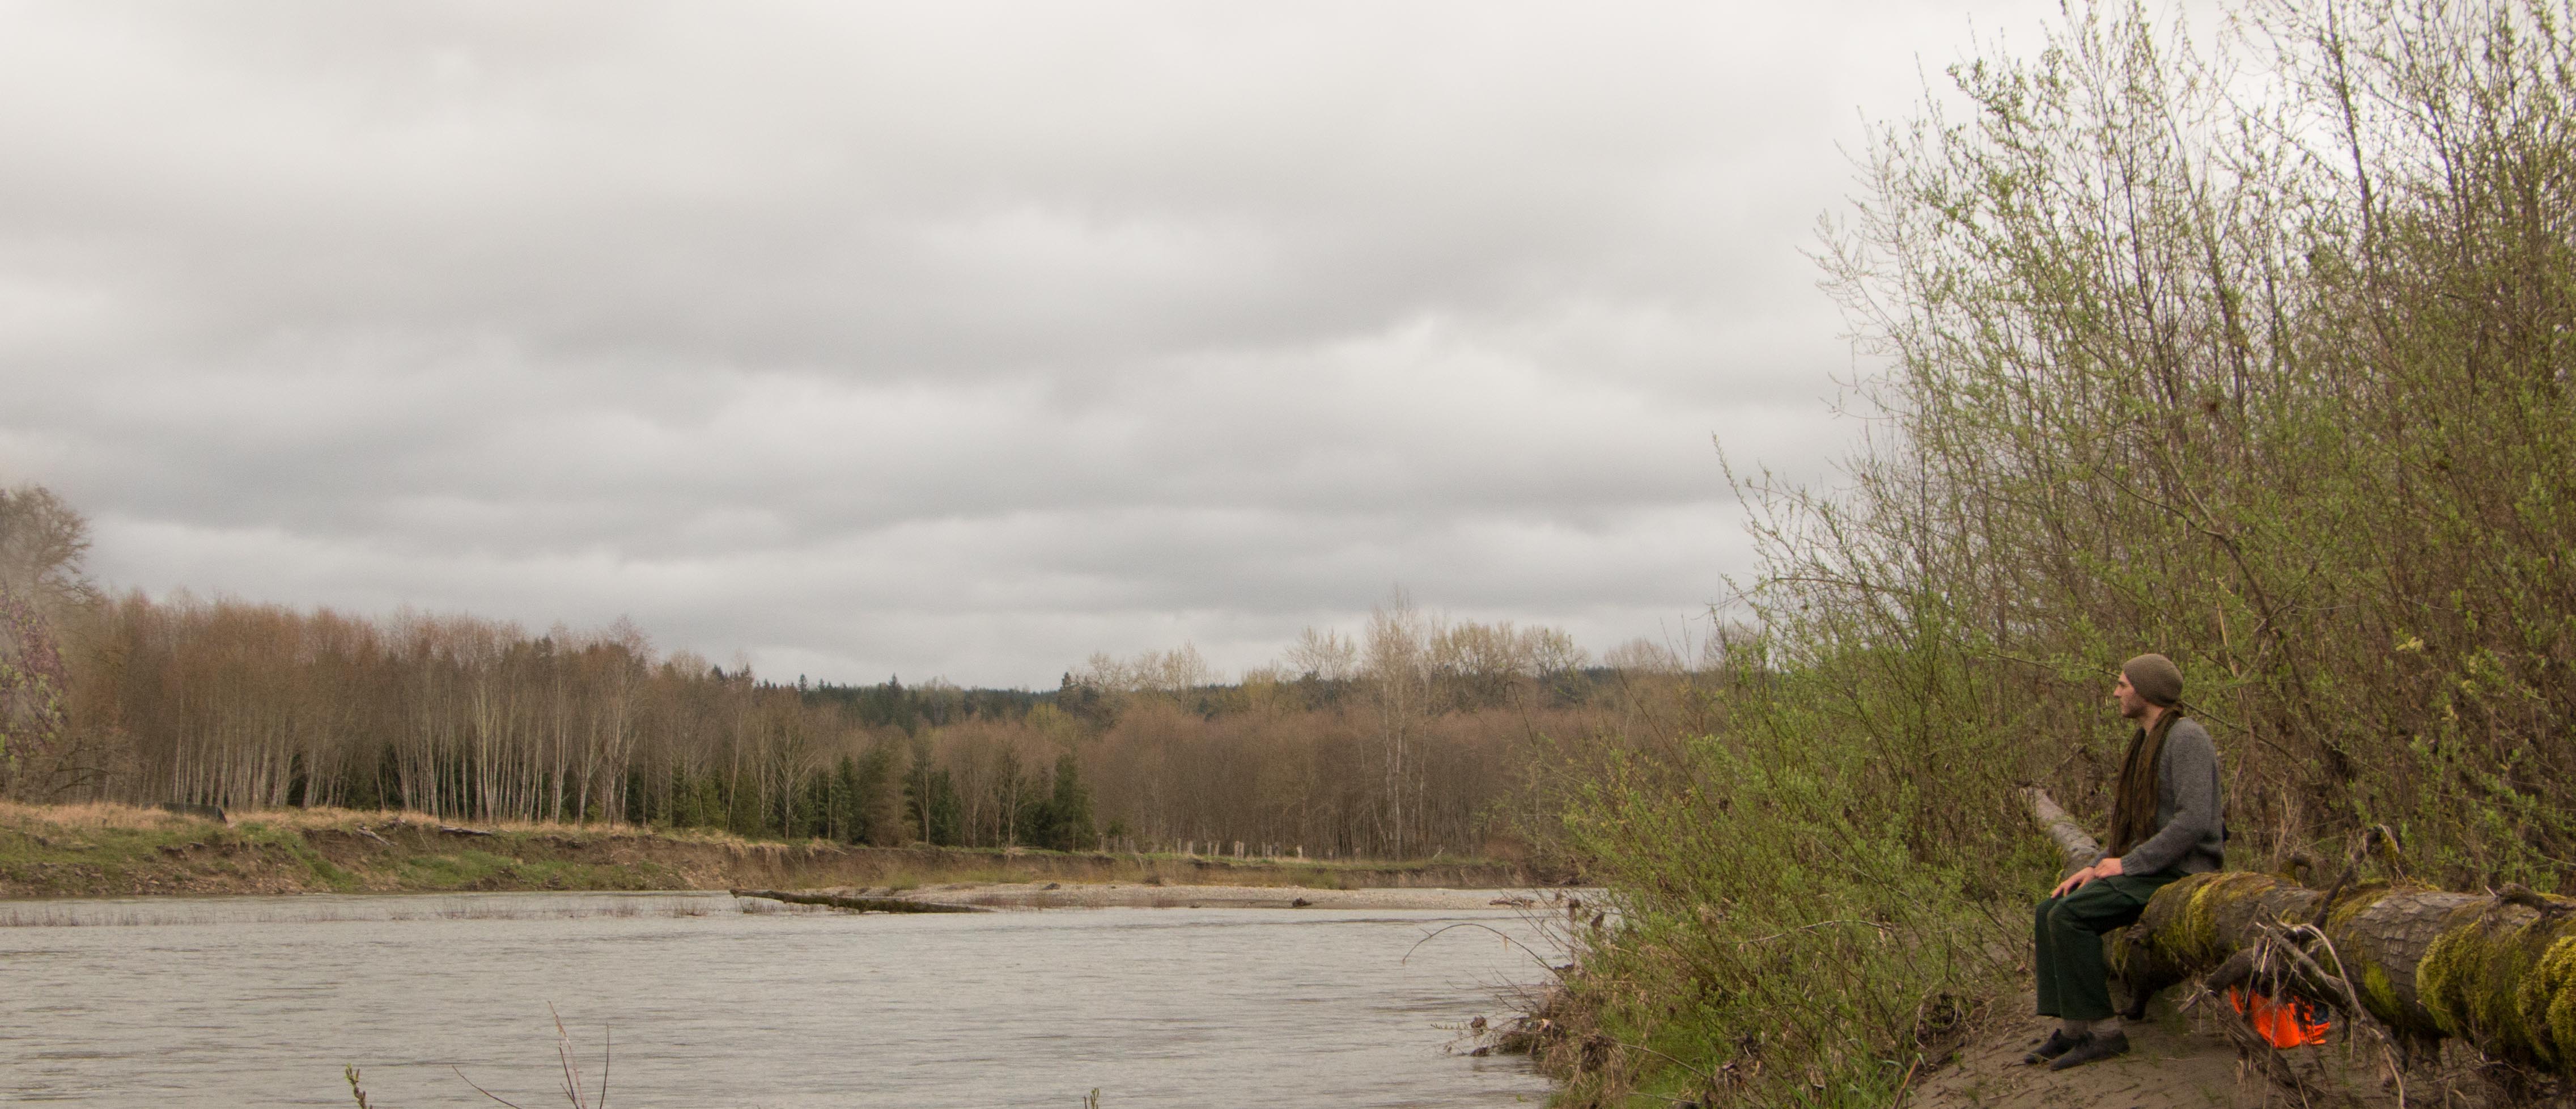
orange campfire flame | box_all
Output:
[2227,987,2332,1048]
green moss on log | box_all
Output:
[2362,963,2405,1029]
[2122,871,2282,975]
[2536,936,2576,1072]
[2321,881,2397,932]
[2114,871,2294,998]
[2178,872,2282,964]
[2418,904,2576,1069]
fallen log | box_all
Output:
[2023,788,2576,1075]
[2019,787,2098,876]
[729,888,988,914]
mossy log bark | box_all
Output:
[2023,789,2576,1074]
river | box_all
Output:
[1,891,1559,1107]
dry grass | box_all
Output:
[0,799,206,831]
[1,799,793,848]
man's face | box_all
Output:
[2112,672,2150,721]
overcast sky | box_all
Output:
[0,1,2067,688]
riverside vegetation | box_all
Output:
[1523,1,2576,1105]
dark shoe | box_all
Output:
[2047,1030,2129,1071]
[2022,1028,2084,1065]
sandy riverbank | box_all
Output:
[0,801,1539,899]
[812,881,1575,911]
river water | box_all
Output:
[0,891,1559,1107]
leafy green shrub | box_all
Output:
[1550,0,2576,1100]
[1546,641,2050,1106]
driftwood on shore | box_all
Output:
[2023,788,2576,1076]
[729,888,989,914]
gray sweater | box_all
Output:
[2099,716,2226,877]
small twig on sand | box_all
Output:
[1887,1057,1923,1109]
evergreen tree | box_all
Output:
[852,740,901,845]
[827,755,862,842]
[902,737,963,846]
[1036,752,1094,852]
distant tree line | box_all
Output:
[0,489,1687,858]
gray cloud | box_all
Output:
[2,0,2065,685]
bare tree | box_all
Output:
[0,485,98,613]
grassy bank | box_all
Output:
[0,801,1526,899]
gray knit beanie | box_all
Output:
[2122,653,2183,707]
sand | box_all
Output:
[813,881,1563,912]
[1909,988,2446,1109]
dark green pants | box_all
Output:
[2032,872,2180,1021]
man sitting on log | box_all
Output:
[2026,653,2226,1070]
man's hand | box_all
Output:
[2049,856,2124,898]
[2049,866,2092,898]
